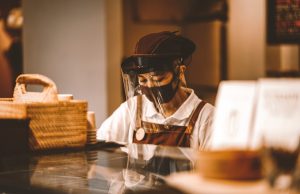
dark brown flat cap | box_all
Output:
[134,31,195,59]
[121,31,196,74]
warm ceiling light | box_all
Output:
[7,8,23,29]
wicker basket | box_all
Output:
[0,74,88,151]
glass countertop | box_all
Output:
[0,142,195,194]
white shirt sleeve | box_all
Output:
[97,100,136,144]
[198,103,215,150]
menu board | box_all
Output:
[267,0,300,44]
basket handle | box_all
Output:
[13,74,59,103]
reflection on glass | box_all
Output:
[263,137,300,192]
[107,143,196,193]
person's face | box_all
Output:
[137,71,173,88]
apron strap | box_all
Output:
[185,100,207,134]
[136,95,142,129]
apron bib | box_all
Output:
[133,95,206,147]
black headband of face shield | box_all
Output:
[121,55,183,75]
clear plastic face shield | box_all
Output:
[121,55,188,117]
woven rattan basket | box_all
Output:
[0,74,88,151]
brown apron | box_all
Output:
[133,95,206,147]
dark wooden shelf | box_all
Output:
[266,70,300,77]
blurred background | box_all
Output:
[0,0,299,127]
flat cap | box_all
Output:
[134,31,195,59]
[121,31,195,74]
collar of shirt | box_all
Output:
[142,89,200,123]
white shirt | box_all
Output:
[97,89,214,150]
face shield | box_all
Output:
[121,55,188,117]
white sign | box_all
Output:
[251,78,300,151]
[211,81,257,150]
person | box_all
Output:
[0,19,13,97]
[4,7,24,85]
[97,31,214,150]
[0,54,13,97]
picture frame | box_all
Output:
[267,0,300,44]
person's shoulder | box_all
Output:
[187,88,215,110]
[203,101,214,110]
[197,100,214,124]
[202,100,214,115]
[190,93,214,117]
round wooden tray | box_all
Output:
[196,149,263,180]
